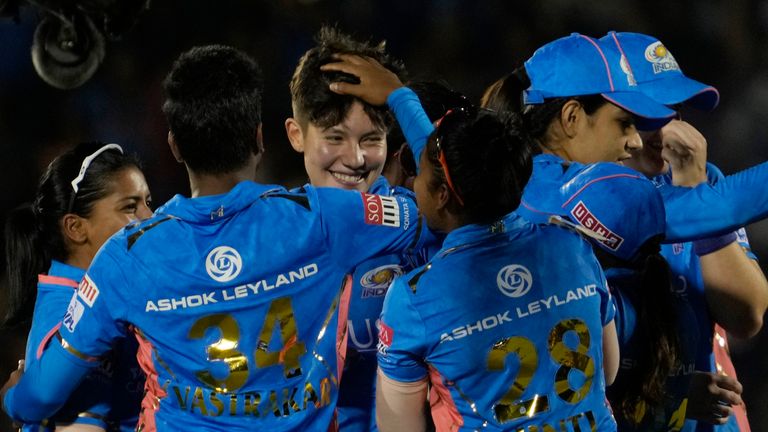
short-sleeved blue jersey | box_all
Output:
[655,163,754,432]
[605,267,699,431]
[5,181,429,431]
[333,176,432,432]
[379,214,617,431]
[22,260,142,431]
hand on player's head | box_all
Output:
[321,54,404,106]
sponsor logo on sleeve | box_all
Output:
[497,264,533,298]
[77,274,100,307]
[736,228,749,244]
[570,201,624,251]
[205,246,242,283]
[362,193,401,228]
[63,294,85,332]
[377,321,394,355]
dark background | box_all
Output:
[0,0,766,430]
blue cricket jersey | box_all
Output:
[378,214,617,431]
[655,163,755,432]
[387,86,768,242]
[336,176,432,432]
[4,180,430,431]
[605,267,699,431]
[21,260,142,431]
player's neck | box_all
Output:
[186,155,261,198]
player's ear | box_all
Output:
[285,118,305,153]
[559,99,583,138]
[62,213,87,245]
[255,124,265,155]
[167,131,183,163]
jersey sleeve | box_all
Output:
[60,242,131,357]
[387,87,434,171]
[376,276,429,382]
[313,187,435,270]
[660,160,768,242]
[3,341,94,423]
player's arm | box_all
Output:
[662,126,768,338]
[321,54,434,170]
[699,241,768,338]
[2,337,97,423]
[660,160,768,242]
[602,319,619,386]
[376,370,428,432]
[313,187,436,269]
[376,275,430,431]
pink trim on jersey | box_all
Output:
[135,329,166,432]
[336,275,353,380]
[712,324,751,432]
[519,199,554,216]
[36,323,62,359]
[428,366,464,431]
[579,35,614,91]
[561,174,642,208]
[38,274,79,289]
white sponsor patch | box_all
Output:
[496,264,533,298]
[77,274,100,307]
[63,295,85,332]
[206,246,243,283]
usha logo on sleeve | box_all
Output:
[570,201,624,251]
[496,264,533,298]
[205,246,242,283]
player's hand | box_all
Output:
[661,120,708,187]
[685,371,743,424]
[320,54,404,106]
[0,360,24,406]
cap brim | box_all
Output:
[601,92,676,131]
[638,74,720,111]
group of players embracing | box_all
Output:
[2,25,768,432]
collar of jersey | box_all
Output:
[156,180,285,223]
[440,212,530,251]
[45,259,85,285]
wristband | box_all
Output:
[693,232,737,256]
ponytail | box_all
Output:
[617,252,681,424]
[3,204,49,328]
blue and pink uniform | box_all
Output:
[4,181,429,431]
[379,213,617,431]
[22,260,142,431]
[655,163,755,432]
[335,176,432,431]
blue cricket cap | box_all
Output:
[559,163,666,262]
[600,31,719,111]
[523,33,676,130]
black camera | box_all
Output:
[1,0,150,89]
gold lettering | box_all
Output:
[319,377,332,407]
[191,387,208,416]
[209,392,224,416]
[173,385,191,410]
[244,392,261,417]
[303,381,319,409]
[229,393,238,416]
[265,390,282,417]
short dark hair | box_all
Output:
[426,109,534,224]
[289,26,407,130]
[162,45,264,174]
